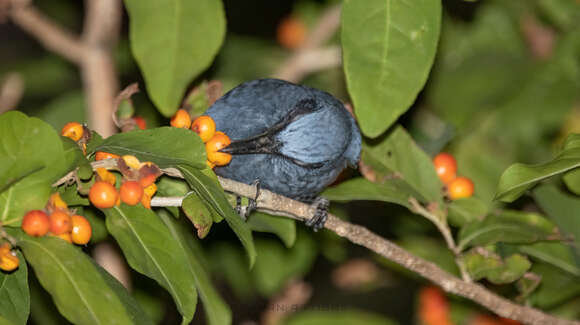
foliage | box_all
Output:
[1,0,580,324]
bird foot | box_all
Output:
[305,197,329,232]
[235,180,261,220]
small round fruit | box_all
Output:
[89,181,119,209]
[120,181,144,206]
[95,151,120,161]
[52,232,73,243]
[433,152,457,185]
[61,122,84,141]
[448,177,475,200]
[0,250,19,272]
[71,215,92,245]
[170,109,192,129]
[21,210,50,237]
[206,132,232,166]
[49,211,72,235]
[133,116,147,130]
[277,16,307,49]
[191,116,216,143]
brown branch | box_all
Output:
[8,1,85,63]
[213,175,580,325]
[0,72,24,113]
[80,0,121,137]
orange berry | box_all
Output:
[448,177,475,200]
[170,109,192,129]
[138,174,157,188]
[191,116,216,143]
[120,181,144,206]
[206,132,232,166]
[96,167,117,186]
[418,286,452,325]
[49,192,68,210]
[0,244,19,272]
[95,151,120,161]
[433,153,457,185]
[277,16,307,49]
[51,232,73,244]
[206,160,215,169]
[21,210,50,237]
[61,122,84,142]
[122,155,142,170]
[141,194,152,209]
[133,116,147,130]
[89,181,119,209]
[49,211,72,235]
[143,183,157,198]
[71,215,92,245]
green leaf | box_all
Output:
[182,193,213,239]
[341,0,441,137]
[563,168,580,195]
[31,91,86,131]
[104,204,198,324]
[156,176,190,218]
[16,233,153,325]
[60,136,88,176]
[253,232,316,296]
[361,126,443,204]
[96,127,206,169]
[247,212,296,248]
[496,146,580,202]
[0,251,29,325]
[125,0,226,116]
[457,210,559,251]
[534,185,580,261]
[447,197,489,227]
[323,177,414,209]
[178,165,256,267]
[158,211,232,325]
[518,242,580,276]
[462,250,531,284]
[528,263,580,308]
[285,310,398,325]
[0,111,66,225]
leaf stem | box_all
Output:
[408,197,472,282]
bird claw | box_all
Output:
[235,180,261,220]
[305,197,329,232]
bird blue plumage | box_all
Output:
[205,78,361,202]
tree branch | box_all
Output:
[168,167,579,325]
[80,0,121,137]
[8,0,85,64]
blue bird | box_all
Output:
[205,79,361,229]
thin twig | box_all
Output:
[408,197,472,282]
[9,0,85,63]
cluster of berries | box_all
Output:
[90,155,160,209]
[170,109,232,168]
[0,192,96,271]
[20,193,92,245]
[433,153,474,200]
